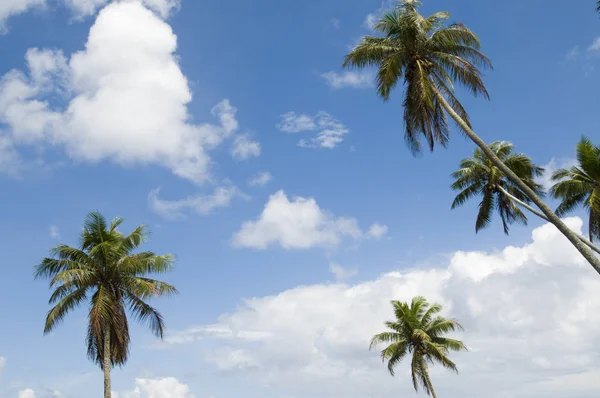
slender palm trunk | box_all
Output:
[104,328,111,398]
[423,366,438,398]
[432,86,600,275]
[497,186,600,255]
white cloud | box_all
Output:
[277,112,349,149]
[363,13,378,30]
[366,223,388,240]
[277,112,316,133]
[588,37,600,52]
[537,158,577,192]
[170,217,600,398]
[330,18,340,29]
[231,134,261,161]
[18,390,36,398]
[0,2,247,184]
[321,71,373,89]
[49,225,60,239]
[149,184,244,219]
[232,190,381,250]
[247,171,272,187]
[65,0,179,19]
[329,262,358,280]
[0,0,45,32]
[114,377,195,398]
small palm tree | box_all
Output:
[343,0,600,273]
[370,297,467,398]
[551,137,600,242]
[451,141,544,234]
[35,212,178,398]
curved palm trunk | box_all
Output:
[497,186,600,255]
[432,86,600,275]
[104,328,111,398]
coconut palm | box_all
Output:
[35,211,178,398]
[343,0,600,273]
[451,141,544,234]
[370,297,466,398]
[551,137,600,242]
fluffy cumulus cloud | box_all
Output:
[18,390,36,398]
[170,218,600,398]
[0,1,255,183]
[232,190,384,250]
[321,71,374,89]
[277,111,349,149]
[149,183,245,219]
[64,0,179,19]
[114,378,195,398]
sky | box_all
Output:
[0,0,600,397]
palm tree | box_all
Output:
[343,0,600,273]
[370,297,466,398]
[551,137,600,243]
[451,141,545,234]
[35,212,178,398]
[452,141,600,254]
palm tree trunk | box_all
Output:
[432,86,600,275]
[104,328,111,398]
[497,186,600,255]
[423,366,438,398]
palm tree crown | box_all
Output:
[35,211,178,369]
[343,0,492,153]
[451,141,545,234]
[551,137,600,242]
[370,297,467,398]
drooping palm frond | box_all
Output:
[551,137,600,241]
[36,211,178,371]
[343,0,492,153]
[370,296,466,396]
[450,141,545,235]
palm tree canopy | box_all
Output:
[551,137,600,242]
[35,211,178,369]
[451,141,545,234]
[343,0,492,153]
[370,296,467,395]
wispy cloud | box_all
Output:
[329,262,358,280]
[49,225,60,239]
[321,71,374,89]
[277,112,350,149]
[247,171,272,187]
[149,183,246,219]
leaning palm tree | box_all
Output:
[35,212,178,398]
[371,297,466,398]
[551,137,600,243]
[451,141,544,234]
[343,0,600,273]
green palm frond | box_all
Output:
[343,0,492,152]
[371,296,466,395]
[37,211,177,371]
[550,137,600,241]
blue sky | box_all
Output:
[1,0,600,397]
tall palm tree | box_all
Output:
[370,297,466,398]
[551,137,600,243]
[35,212,178,398]
[451,141,544,234]
[343,0,600,273]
